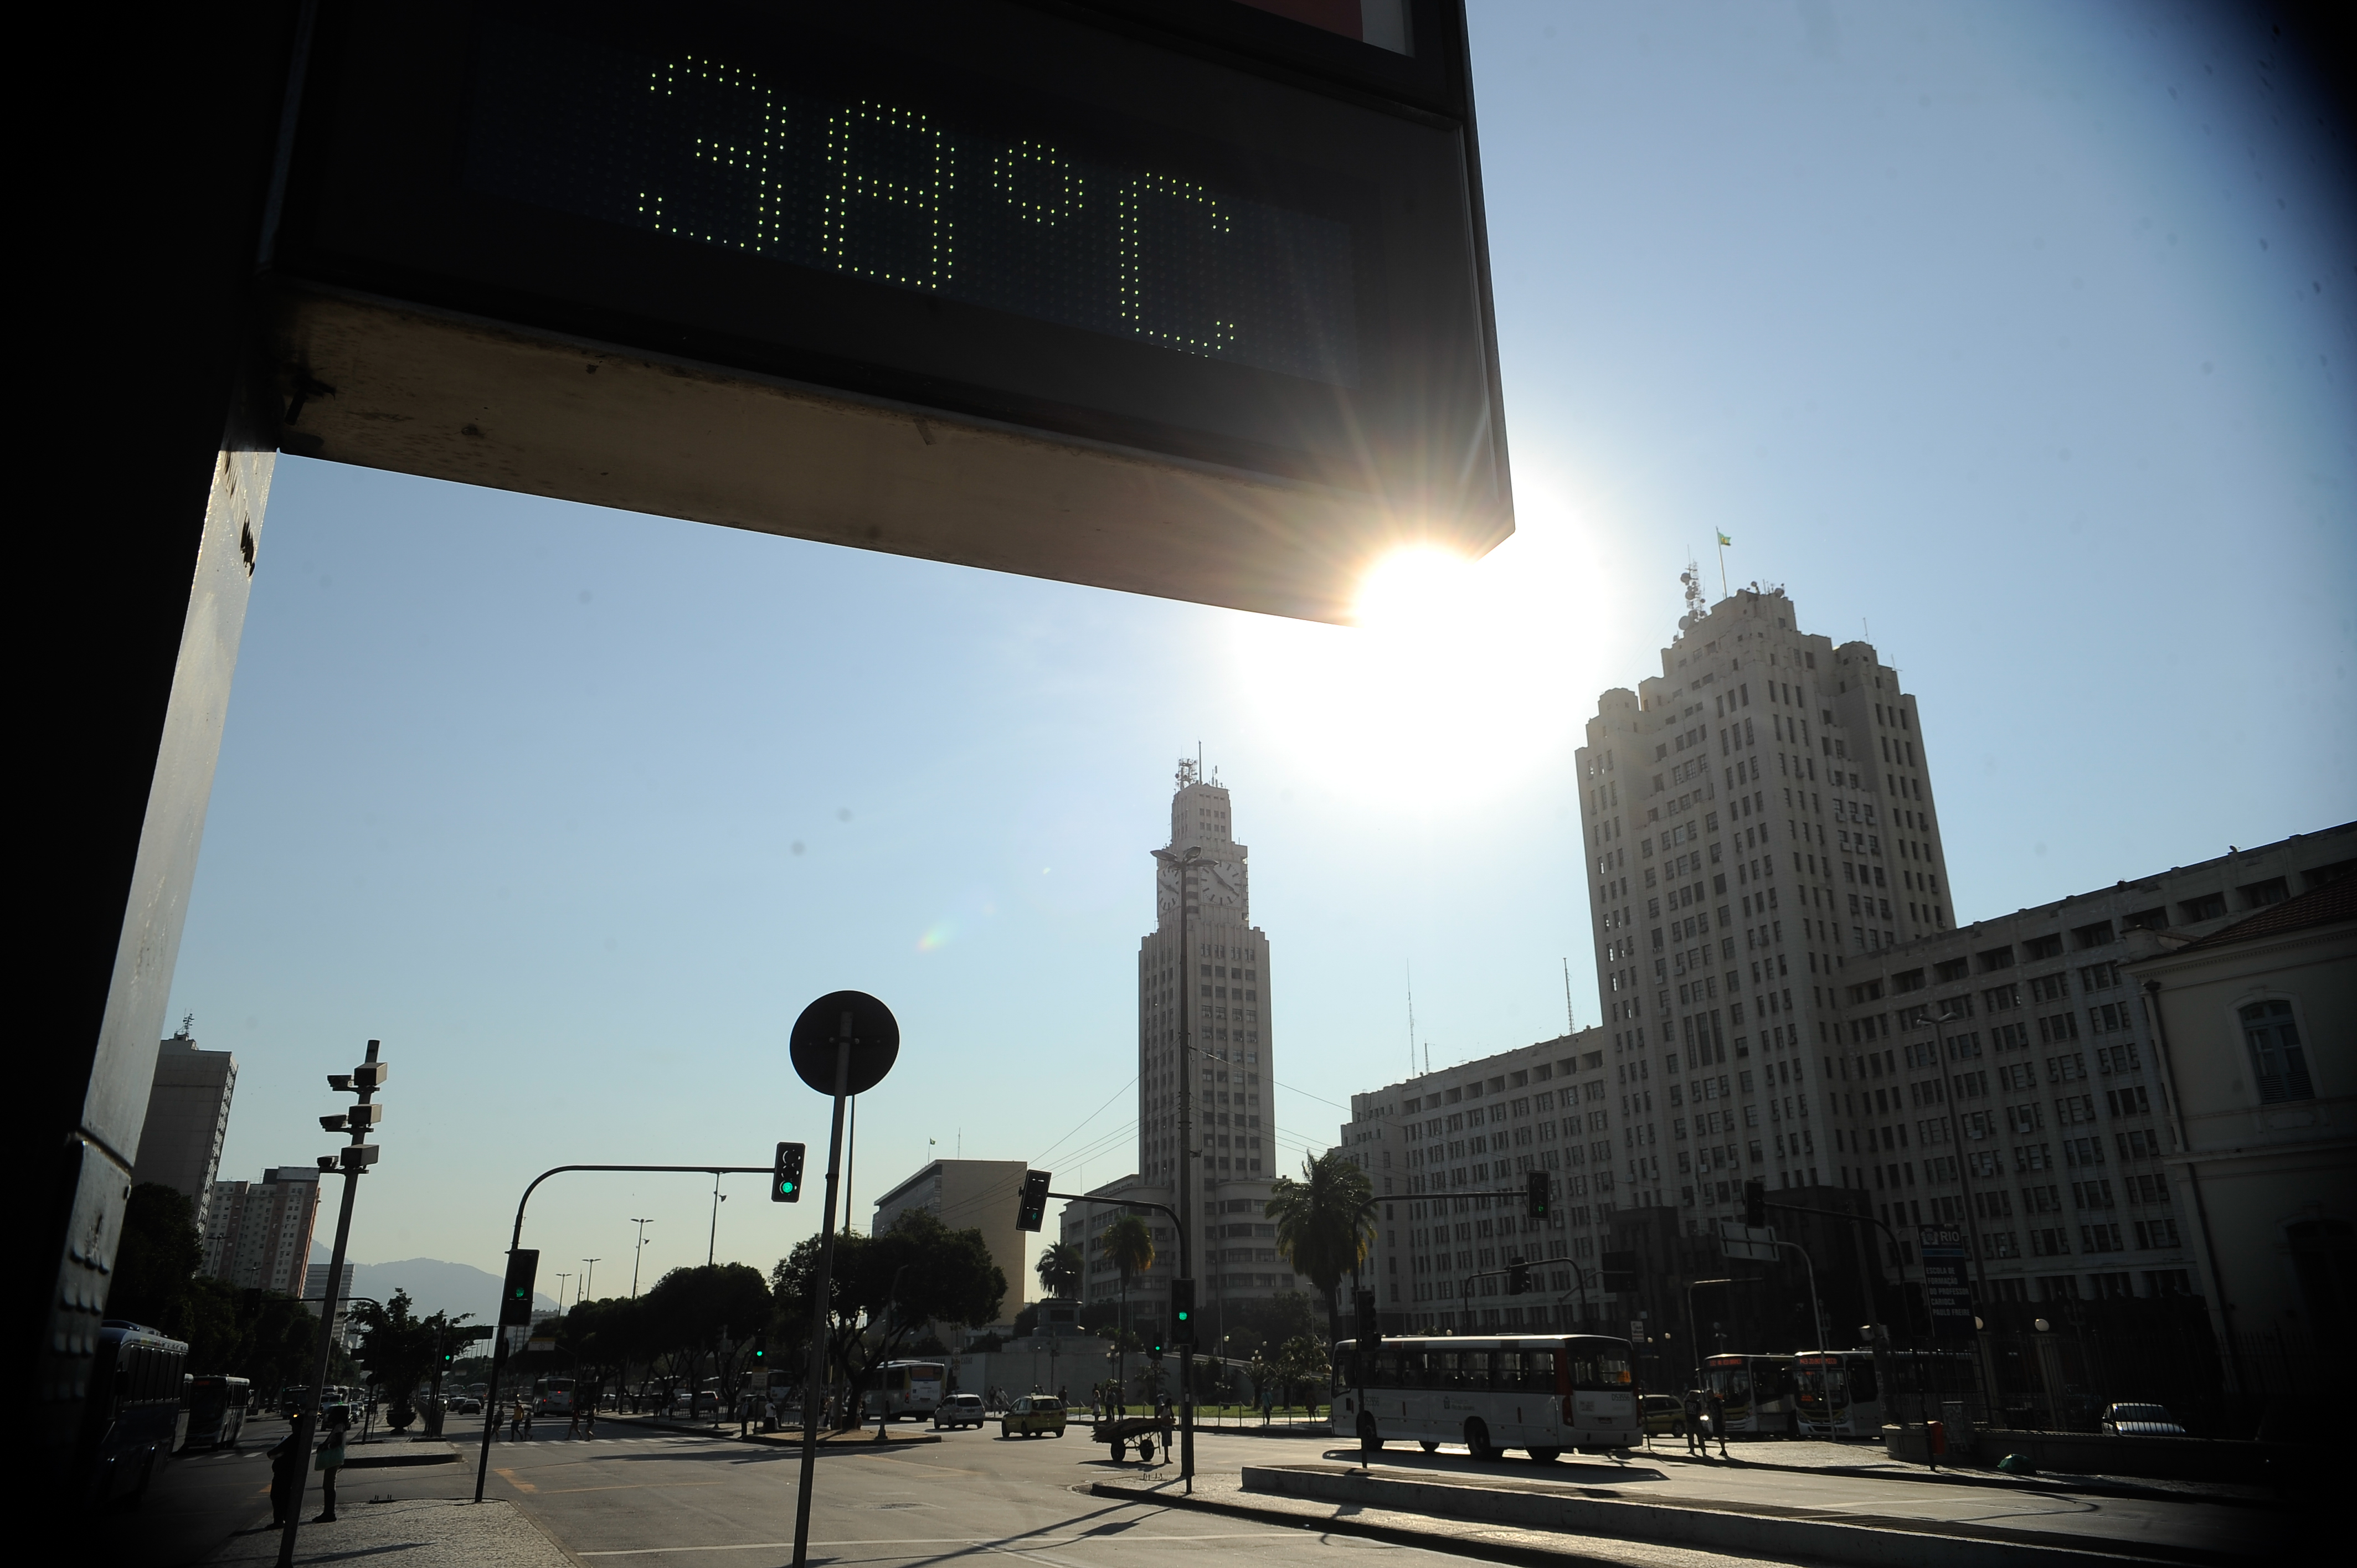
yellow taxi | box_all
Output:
[998,1394,1068,1438]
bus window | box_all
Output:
[1500,1351,1548,1393]
[1569,1348,1631,1388]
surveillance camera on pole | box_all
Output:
[278,1040,387,1568]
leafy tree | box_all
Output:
[352,1291,472,1429]
[1099,1214,1155,1406]
[1035,1241,1083,1301]
[110,1183,203,1332]
[642,1264,778,1412]
[1275,1334,1331,1411]
[1263,1151,1376,1350]
[773,1210,1006,1429]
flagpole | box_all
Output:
[1717,535,1728,598]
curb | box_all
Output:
[1237,1463,2221,1568]
[346,1443,459,1468]
[1634,1447,2275,1510]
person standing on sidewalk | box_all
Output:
[312,1405,351,1523]
[1682,1389,1705,1454]
[1706,1388,1730,1458]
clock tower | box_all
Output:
[1134,759,1292,1330]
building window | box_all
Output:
[2241,1000,2313,1103]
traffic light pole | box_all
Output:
[1049,1190,1190,1491]
[474,1163,770,1504]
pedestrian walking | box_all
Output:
[1682,1389,1705,1454]
[510,1395,528,1440]
[583,1387,599,1437]
[266,1428,304,1525]
[569,1397,586,1438]
[312,1405,350,1523]
[1706,1389,1729,1458]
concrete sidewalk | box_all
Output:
[1092,1459,2258,1568]
[205,1498,574,1568]
[1634,1436,2278,1507]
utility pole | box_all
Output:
[707,1171,727,1266]
[581,1258,600,1304]
[279,1040,387,1568]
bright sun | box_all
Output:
[1229,481,1616,809]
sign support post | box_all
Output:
[785,992,899,1568]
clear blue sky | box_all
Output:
[174,0,2353,1306]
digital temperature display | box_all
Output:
[466,19,1362,384]
[267,1,1511,623]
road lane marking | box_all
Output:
[494,1467,538,1493]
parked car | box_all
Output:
[1639,1394,1686,1436]
[934,1394,986,1431]
[999,1395,1067,1439]
[2100,1402,2186,1437]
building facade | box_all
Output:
[872,1157,1030,1327]
[130,1022,237,1236]
[1577,577,1959,1229]
[1335,1029,1615,1332]
[200,1166,322,1298]
[1819,826,2351,1313]
[2128,874,2354,1369]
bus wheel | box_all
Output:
[1419,1441,1440,1453]
[1464,1419,1500,1462]
[1527,1448,1561,1464]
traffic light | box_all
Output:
[500,1249,541,1325]
[1148,1332,1164,1360]
[1015,1169,1052,1232]
[1526,1169,1552,1220]
[1599,1250,1638,1294]
[773,1142,806,1203]
[1171,1277,1196,1346]
[1352,1287,1380,1354]
[1506,1257,1531,1296]
[1743,1177,1766,1229]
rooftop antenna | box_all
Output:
[1677,558,1707,634]
[1406,964,1418,1078]
[1562,958,1576,1036]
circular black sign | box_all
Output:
[789,991,899,1097]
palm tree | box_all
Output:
[1099,1214,1156,1409]
[1264,1149,1378,1355]
[1035,1241,1082,1302]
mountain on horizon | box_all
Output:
[307,1249,560,1322]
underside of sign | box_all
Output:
[274,285,1446,623]
[266,0,1513,623]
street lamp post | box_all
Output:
[581,1258,600,1305]
[630,1218,653,1297]
[1150,842,1202,1492]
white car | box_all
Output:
[2099,1402,2186,1437]
[933,1394,986,1430]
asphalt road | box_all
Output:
[96,1415,2291,1566]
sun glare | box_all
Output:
[1231,479,1620,811]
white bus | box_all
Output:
[1336,1334,1640,1461]
[532,1375,576,1415]
[1794,1351,1882,1437]
[864,1360,948,1422]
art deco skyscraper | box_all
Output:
[1135,759,1291,1310]
[1576,575,1957,1216]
